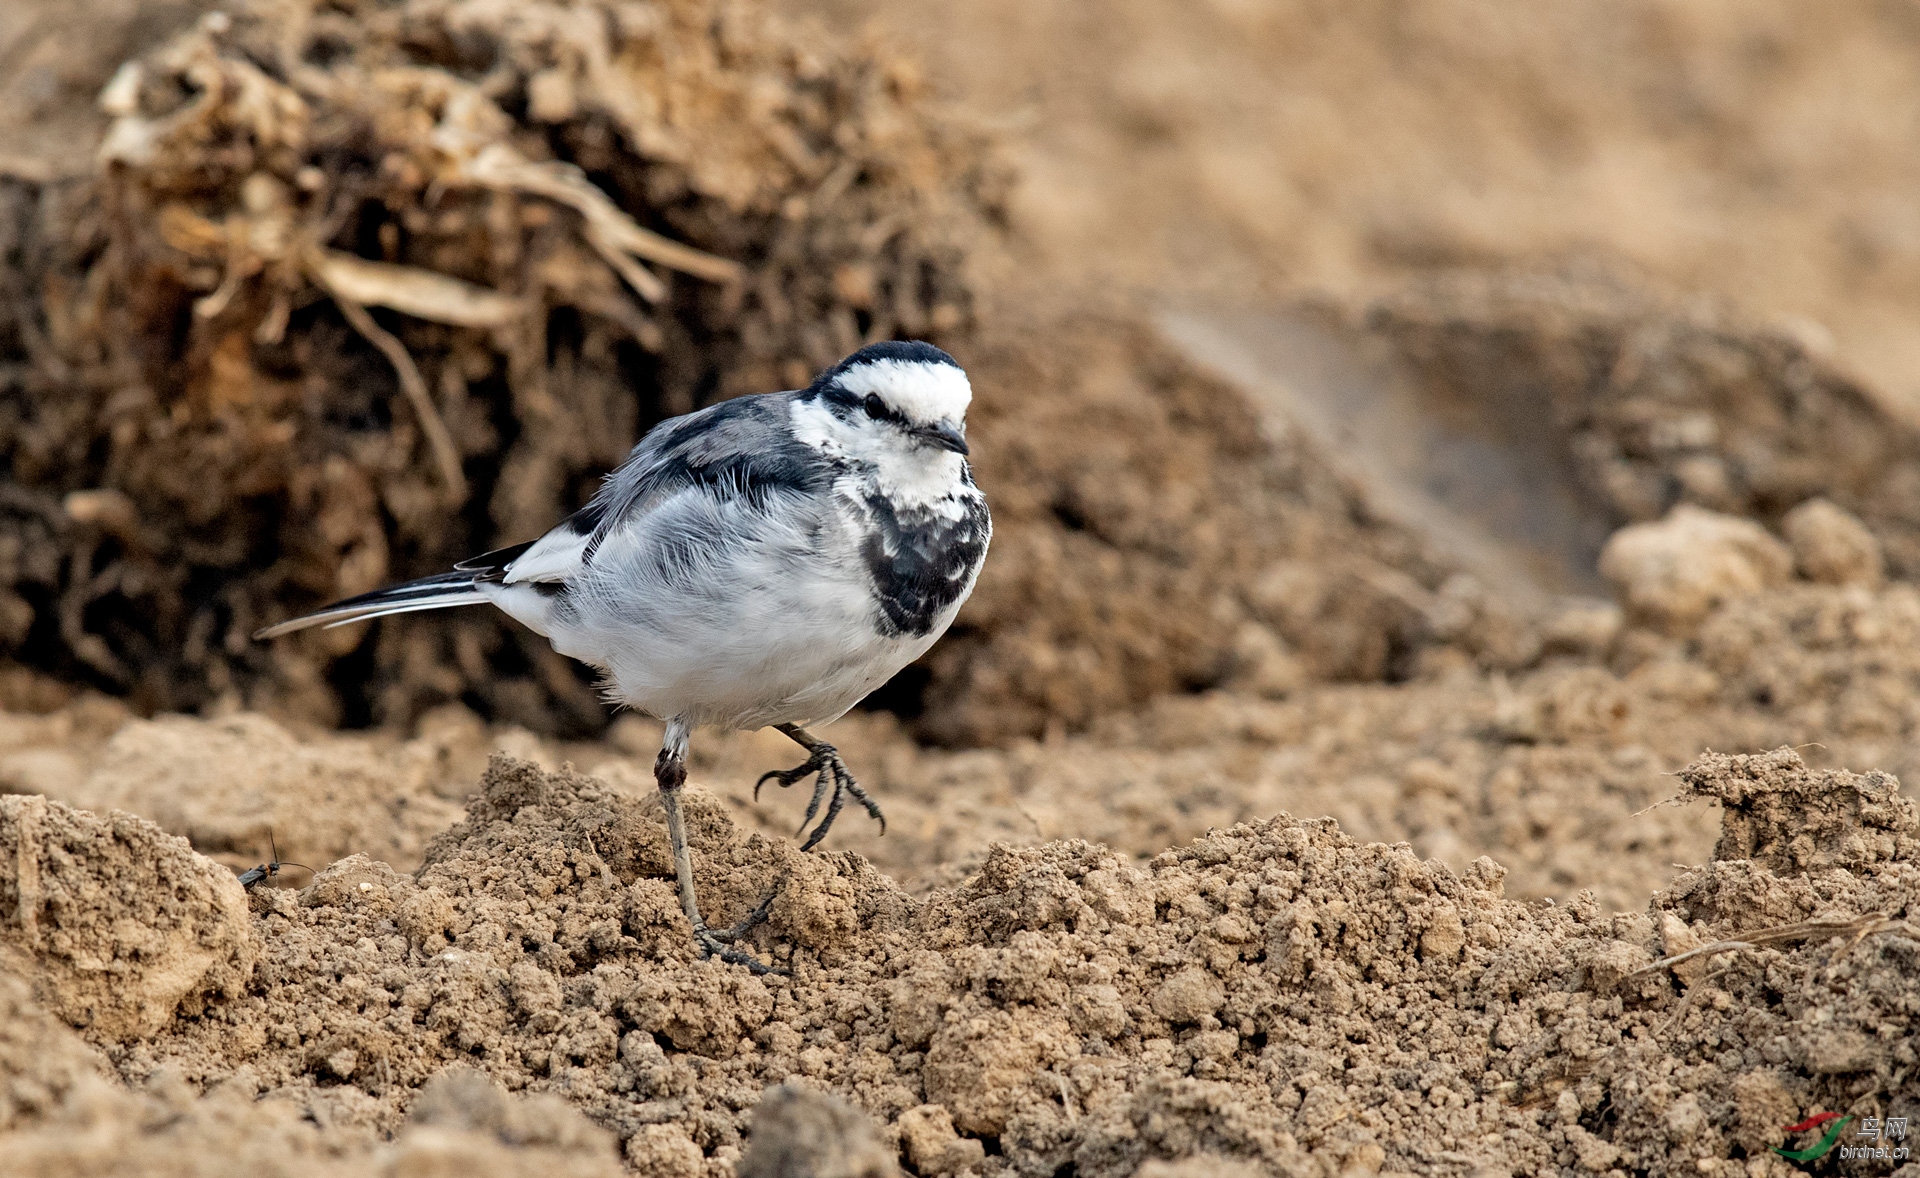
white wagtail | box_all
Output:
[259,341,990,970]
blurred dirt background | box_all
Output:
[2,0,1920,1175]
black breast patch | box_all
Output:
[862,489,991,638]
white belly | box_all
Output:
[505,485,968,730]
[588,572,945,730]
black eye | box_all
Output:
[863,394,888,420]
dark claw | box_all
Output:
[711,892,776,943]
[842,779,887,836]
[799,783,849,853]
[754,763,811,801]
[692,892,782,972]
[694,927,786,976]
[755,738,886,852]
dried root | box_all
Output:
[1631,911,1920,978]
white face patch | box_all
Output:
[787,393,971,514]
[832,359,972,426]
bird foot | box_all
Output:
[754,742,886,851]
[692,894,783,974]
[710,892,776,944]
[692,925,784,975]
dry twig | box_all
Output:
[461,145,743,298]
[1630,912,1917,979]
[307,250,526,328]
[322,289,468,499]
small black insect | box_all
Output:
[236,831,314,891]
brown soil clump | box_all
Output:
[0,793,256,1039]
[1603,749,1920,1173]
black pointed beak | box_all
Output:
[915,421,970,455]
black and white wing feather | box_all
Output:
[573,393,823,544]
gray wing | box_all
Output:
[469,391,825,587]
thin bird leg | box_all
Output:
[754,722,887,850]
[656,721,781,974]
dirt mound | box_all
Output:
[1604,750,1920,1174]
[1352,268,1920,577]
[0,748,1908,1176]
[0,793,255,1039]
[0,0,998,733]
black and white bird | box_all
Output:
[258,341,990,970]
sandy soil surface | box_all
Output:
[2,0,1919,1176]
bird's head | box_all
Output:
[792,341,974,492]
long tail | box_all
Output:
[253,572,486,639]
